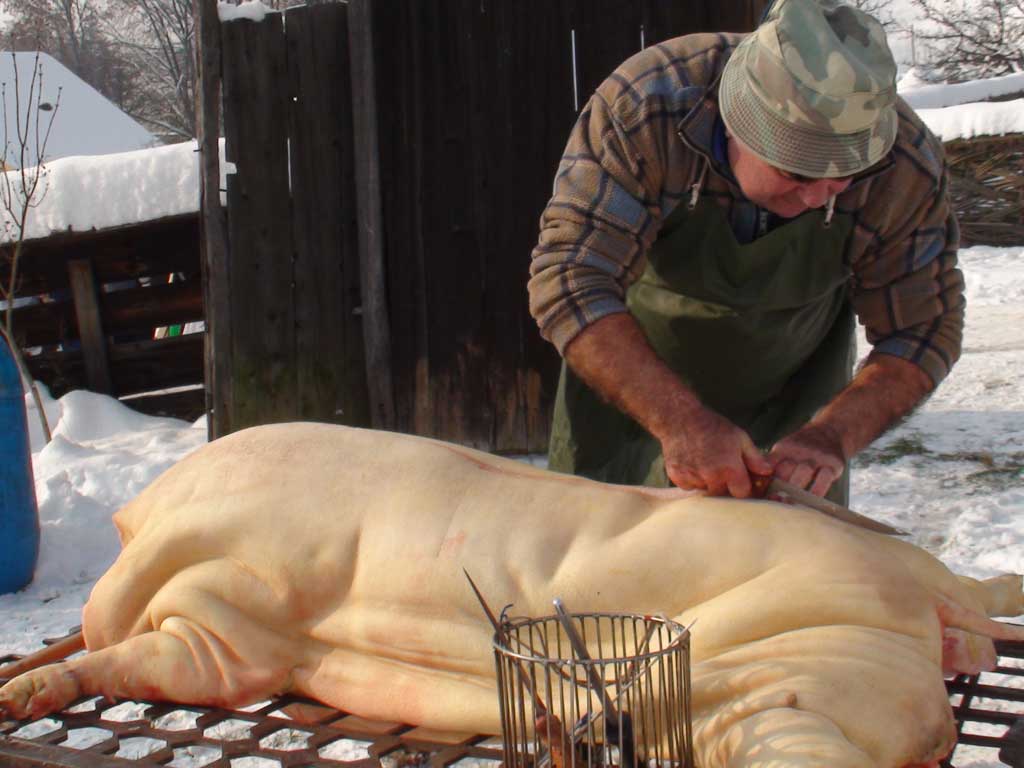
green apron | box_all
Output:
[547,198,856,505]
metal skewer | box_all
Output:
[464,570,574,766]
[553,599,636,768]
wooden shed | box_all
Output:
[198,0,772,451]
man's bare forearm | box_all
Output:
[562,313,771,495]
[562,313,703,439]
[806,354,934,460]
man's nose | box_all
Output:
[796,181,833,209]
[797,178,850,209]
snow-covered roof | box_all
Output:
[0,52,155,169]
[898,69,1024,142]
[1,140,228,244]
[917,99,1024,143]
[900,71,1024,110]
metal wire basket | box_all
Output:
[493,606,693,768]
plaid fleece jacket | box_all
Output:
[528,32,964,386]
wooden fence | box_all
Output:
[946,134,1024,247]
[1,214,205,420]
[210,0,769,451]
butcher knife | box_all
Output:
[751,474,908,536]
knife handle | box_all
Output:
[749,471,773,499]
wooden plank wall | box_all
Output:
[220,4,368,434]
[2,214,205,419]
[217,0,768,450]
[346,0,769,452]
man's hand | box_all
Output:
[767,354,934,497]
[662,408,772,497]
[564,314,774,498]
[768,423,846,497]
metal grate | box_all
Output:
[493,611,692,768]
[942,639,1024,768]
[2,630,1024,767]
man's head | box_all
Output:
[725,134,855,217]
[718,0,897,213]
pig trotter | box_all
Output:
[0,662,82,720]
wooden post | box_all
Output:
[221,12,297,430]
[194,0,232,439]
[67,258,113,395]
[286,4,371,427]
[348,0,396,430]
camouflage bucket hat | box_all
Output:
[719,0,898,178]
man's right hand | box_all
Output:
[659,407,772,498]
[563,313,771,499]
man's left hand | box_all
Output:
[764,355,934,497]
[768,423,846,497]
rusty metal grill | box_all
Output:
[2,629,1024,767]
[942,639,1024,768]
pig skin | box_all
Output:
[2,423,1023,767]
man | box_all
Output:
[528,0,963,504]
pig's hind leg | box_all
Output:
[0,616,294,720]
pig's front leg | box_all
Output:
[0,661,82,720]
[1,617,294,720]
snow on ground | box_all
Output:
[0,246,1021,765]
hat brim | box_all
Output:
[719,41,897,179]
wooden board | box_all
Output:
[10,280,202,348]
[286,4,371,428]
[1,215,199,297]
[221,12,297,431]
[67,259,113,395]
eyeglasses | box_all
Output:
[775,167,856,184]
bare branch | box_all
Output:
[0,45,57,443]
[910,0,1024,80]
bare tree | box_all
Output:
[102,0,196,142]
[847,0,897,29]
[1,50,57,443]
[910,0,1024,80]
[2,0,104,80]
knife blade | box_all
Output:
[762,476,908,536]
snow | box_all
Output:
[0,140,228,244]
[897,69,1024,142]
[0,244,1022,764]
[916,98,1024,142]
[218,1,278,22]
[900,71,1024,109]
[0,52,154,169]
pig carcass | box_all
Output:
[2,423,1023,767]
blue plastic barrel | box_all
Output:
[0,333,40,593]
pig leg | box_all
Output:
[0,616,293,720]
